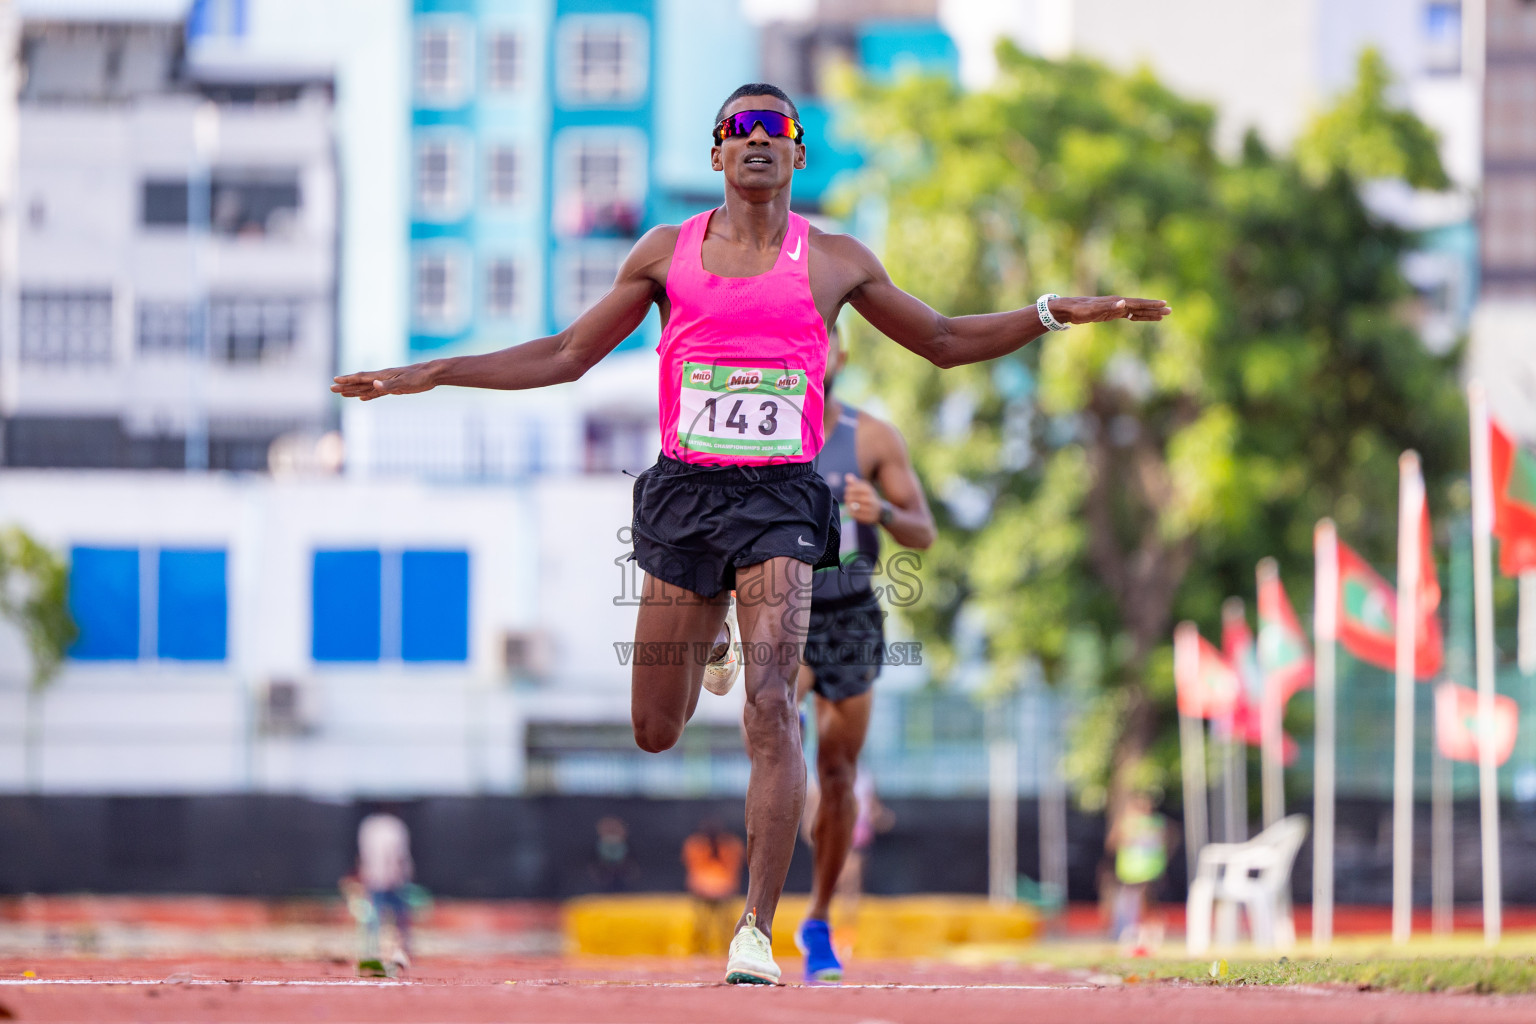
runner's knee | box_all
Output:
[632,712,685,753]
[816,748,857,794]
[742,682,797,738]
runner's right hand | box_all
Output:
[331,363,438,400]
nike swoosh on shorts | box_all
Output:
[797,536,815,547]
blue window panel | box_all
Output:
[157,549,228,661]
[68,547,140,660]
[312,550,382,662]
[401,550,469,662]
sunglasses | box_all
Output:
[712,109,805,144]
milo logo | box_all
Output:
[775,374,801,391]
[689,368,713,384]
[726,370,761,391]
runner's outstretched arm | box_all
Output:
[832,235,1170,369]
[331,227,677,400]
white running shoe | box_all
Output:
[702,595,741,697]
[724,911,781,985]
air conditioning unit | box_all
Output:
[500,630,554,680]
[258,679,315,736]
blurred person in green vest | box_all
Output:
[1106,792,1168,953]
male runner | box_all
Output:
[333,82,1171,985]
[793,327,935,983]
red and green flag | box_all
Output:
[1175,629,1240,721]
[1490,417,1536,576]
[1434,682,1519,766]
[1336,534,1442,679]
[1257,562,1312,706]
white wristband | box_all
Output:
[1037,293,1070,331]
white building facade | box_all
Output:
[2,12,338,470]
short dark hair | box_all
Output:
[714,83,800,125]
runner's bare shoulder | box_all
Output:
[627,224,684,289]
[807,227,886,295]
[853,409,908,466]
[807,226,877,266]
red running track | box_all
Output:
[2,956,1535,1024]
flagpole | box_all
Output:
[1470,383,1503,945]
[1432,684,1453,935]
[1257,559,1285,830]
[1313,519,1338,948]
[1392,451,1423,945]
[1520,571,1535,677]
[1434,517,1474,937]
[1176,622,1209,884]
[1222,598,1250,842]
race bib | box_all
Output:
[677,362,807,457]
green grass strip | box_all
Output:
[1113,955,1536,995]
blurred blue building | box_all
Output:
[406,0,761,361]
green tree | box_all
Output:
[0,526,74,688]
[1,526,75,791]
[832,45,1465,812]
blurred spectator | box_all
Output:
[1105,792,1169,953]
[589,815,640,892]
[357,808,414,967]
[682,819,744,955]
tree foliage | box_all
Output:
[0,527,75,689]
[832,45,1466,810]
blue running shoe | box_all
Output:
[795,918,842,983]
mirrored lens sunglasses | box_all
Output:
[712,110,805,144]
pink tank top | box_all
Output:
[657,209,828,466]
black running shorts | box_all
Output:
[803,589,885,703]
[631,453,840,599]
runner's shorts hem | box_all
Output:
[803,588,884,703]
[631,453,840,599]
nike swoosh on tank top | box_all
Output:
[657,209,829,466]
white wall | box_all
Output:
[0,470,579,795]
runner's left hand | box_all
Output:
[843,474,883,525]
[1051,296,1171,324]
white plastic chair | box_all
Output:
[1185,813,1309,955]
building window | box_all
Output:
[415,250,463,327]
[312,550,382,661]
[557,16,647,105]
[69,547,141,660]
[486,145,521,205]
[416,138,463,214]
[573,142,625,203]
[584,413,654,473]
[209,296,301,363]
[141,173,300,236]
[1423,2,1462,75]
[19,290,114,366]
[485,259,520,319]
[211,171,301,237]
[416,22,466,103]
[312,548,469,663]
[68,546,228,662]
[401,550,470,662]
[143,181,190,226]
[156,549,228,661]
[554,131,645,237]
[487,30,523,91]
[557,245,624,323]
[138,300,197,353]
